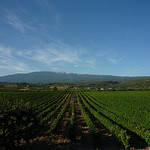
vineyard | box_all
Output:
[0,91,150,150]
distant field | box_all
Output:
[0,91,150,149]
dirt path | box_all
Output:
[47,94,73,150]
[68,95,95,150]
[38,93,71,137]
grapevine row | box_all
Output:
[79,92,130,149]
[68,92,76,141]
[77,93,101,145]
[41,93,70,125]
[84,92,150,146]
[50,93,71,133]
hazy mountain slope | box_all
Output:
[0,71,124,83]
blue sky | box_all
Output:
[0,0,150,76]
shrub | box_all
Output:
[0,95,40,150]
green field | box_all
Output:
[0,91,150,149]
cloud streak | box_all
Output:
[107,55,126,64]
[34,0,62,31]
[0,40,98,76]
[0,46,13,59]
[16,41,81,65]
[5,10,34,33]
[0,41,89,75]
[0,45,35,75]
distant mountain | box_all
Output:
[0,71,147,83]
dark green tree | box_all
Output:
[53,86,58,91]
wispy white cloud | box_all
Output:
[55,12,61,29]
[85,60,95,65]
[74,64,79,68]
[0,45,34,75]
[0,46,13,58]
[16,41,81,65]
[107,55,126,64]
[5,10,34,33]
[0,40,98,76]
[0,61,30,72]
[34,0,61,31]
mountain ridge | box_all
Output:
[0,71,148,83]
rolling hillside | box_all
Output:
[0,71,128,83]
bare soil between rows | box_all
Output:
[16,93,149,150]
